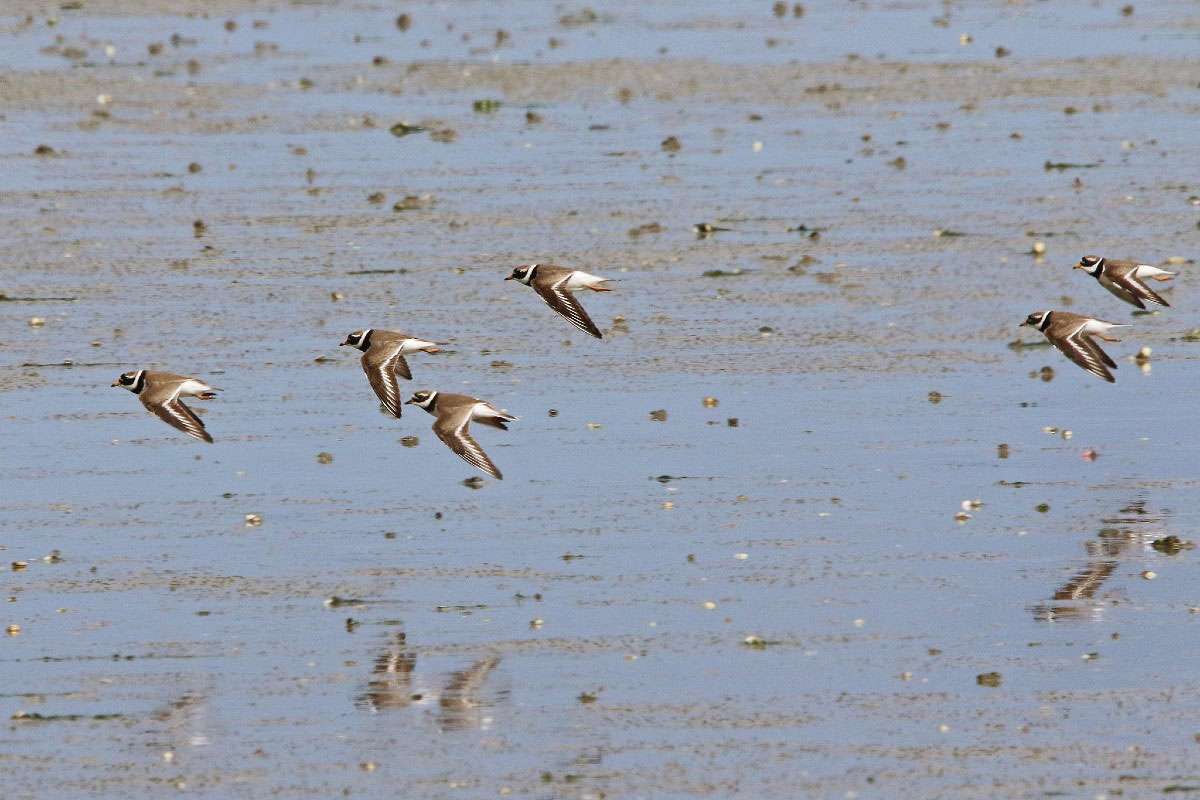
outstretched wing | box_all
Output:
[434,405,503,479]
[534,275,603,339]
[362,348,409,417]
[1055,328,1116,383]
[141,391,213,442]
[1110,270,1169,308]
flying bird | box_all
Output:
[112,370,218,442]
[405,390,517,479]
[1020,310,1127,383]
[340,329,443,417]
[505,263,613,339]
[1074,255,1174,309]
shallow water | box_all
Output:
[3,0,1200,797]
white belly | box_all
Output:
[178,379,212,397]
[563,271,606,290]
[400,338,438,353]
[1134,264,1171,280]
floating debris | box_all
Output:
[649,409,667,422]
[976,672,1002,688]
[473,99,502,114]
[316,452,333,464]
[244,513,263,527]
[28,317,45,327]
[389,122,426,137]
[559,7,600,26]
[660,135,682,152]
[954,511,971,523]
[927,390,943,404]
[1036,503,1050,513]
[395,13,412,30]
[703,396,719,408]
[1141,570,1156,580]
[1081,448,1098,461]
[1152,536,1193,555]
[997,443,1010,458]
[462,476,485,489]
[393,194,432,212]
[1044,160,1100,171]
[5,624,20,636]
[702,268,748,278]
[742,635,767,649]
[727,418,739,427]
[324,596,366,608]
[627,222,663,237]
[430,128,458,143]
[693,222,731,236]
[12,711,125,722]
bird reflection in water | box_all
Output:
[355,631,418,712]
[149,690,213,750]
[1031,500,1166,621]
[355,631,503,731]
[438,656,501,732]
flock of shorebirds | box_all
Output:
[110,253,1174,477]
[111,263,613,479]
[1020,255,1176,384]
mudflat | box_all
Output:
[3,1,1200,797]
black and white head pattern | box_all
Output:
[342,329,373,351]
[509,264,538,285]
[407,389,438,410]
[1078,255,1104,276]
[1023,311,1051,331]
[114,370,146,394]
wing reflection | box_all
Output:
[1031,500,1167,621]
[438,656,501,732]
